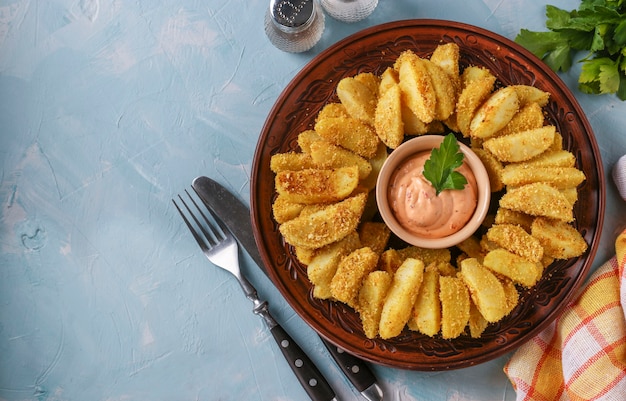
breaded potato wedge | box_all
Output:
[307,231,361,298]
[510,149,576,169]
[423,59,457,120]
[397,246,451,265]
[378,248,403,274]
[354,72,380,98]
[483,125,556,163]
[279,193,367,248]
[408,268,441,336]
[275,166,359,204]
[401,103,430,135]
[531,217,588,259]
[469,86,520,139]
[560,187,579,205]
[337,76,377,125]
[379,258,425,339]
[309,140,372,180]
[457,235,486,262]
[500,276,520,313]
[483,248,542,287]
[317,103,349,121]
[360,142,388,190]
[501,165,585,189]
[297,129,323,153]
[439,275,470,339]
[358,270,393,339]
[494,208,534,232]
[473,148,504,192]
[359,221,391,255]
[379,67,399,95]
[331,247,379,308]
[512,85,550,107]
[315,116,379,158]
[430,42,461,88]
[494,102,545,138]
[272,195,306,223]
[499,182,574,222]
[459,258,509,322]
[294,246,317,265]
[486,224,544,262]
[456,75,497,136]
[395,51,437,123]
[270,152,318,173]
[374,83,404,149]
[468,301,489,338]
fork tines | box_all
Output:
[172,189,226,251]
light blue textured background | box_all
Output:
[1,1,625,400]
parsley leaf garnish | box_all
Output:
[515,0,626,100]
[422,133,468,195]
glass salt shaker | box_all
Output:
[264,0,325,53]
[320,0,378,23]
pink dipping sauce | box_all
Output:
[388,151,478,238]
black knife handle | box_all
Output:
[270,325,337,401]
[322,340,377,392]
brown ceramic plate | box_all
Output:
[250,20,605,370]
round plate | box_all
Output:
[250,19,605,370]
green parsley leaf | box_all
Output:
[422,133,468,195]
[515,0,626,99]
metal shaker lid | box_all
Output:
[269,0,315,32]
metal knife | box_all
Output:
[192,176,384,401]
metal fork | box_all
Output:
[173,190,338,401]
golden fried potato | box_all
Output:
[468,301,489,338]
[397,246,452,266]
[494,208,534,232]
[379,258,425,339]
[378,248,403,274]
[331,247,379,308]
[457,235,486,262]
[294,246,317,265]
[494,102,545,138]
[459,258,509,322]
[499,182,574,222]
[531,217,588,259]
[501,166,585,189]
[456,75,497,136]
[315,116,379,158]
[309,140,372,180]
[483,125,556,162]
[279,193,367,248]
[374,83,404,149]
[500,276,520,313]
[270,152,318,173]
[359,222,391,255]
[395,51,437,123]
[358,270,392,339]
[439,275,470,339]
[360,142,388,190]
[337,76,377,125]
[307,231,361,297]
[429,42,461,89]
[297,129,323,153]
[473,148,504,192]
[275,166,359,204]
[423,59,457,120]
[486,223,544,262]
[408,268,441,336]
[469,86,520,139]
[379,67,399,95]
[512,85,550,107]
[483,248,542,287]
[272,195,306,223]
[354,72,380,98]
[317,103,349,121]
[401,103,430,135]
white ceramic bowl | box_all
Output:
[376,135,491,249]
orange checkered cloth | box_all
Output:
[504,229,626,401]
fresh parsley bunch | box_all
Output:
[515,0,626,100]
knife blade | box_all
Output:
[192,176,384,401]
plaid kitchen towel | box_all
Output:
[504,229,626,401]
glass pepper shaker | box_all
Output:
[320,0,378,23]
[264,0,325,53]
